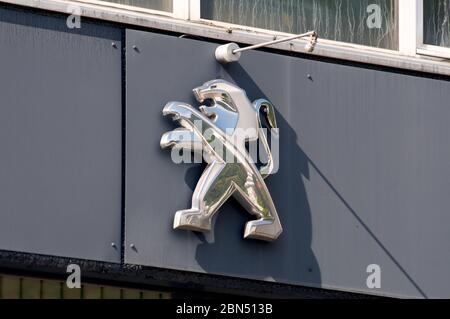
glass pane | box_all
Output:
[201,0,398,50]
[424,0,450,47]
[102,0,172,12]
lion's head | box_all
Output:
[193,79,257,135]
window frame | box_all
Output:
[414,0,450,59]
[192,0,402,52]
[192,0,450,59]
[399,0,450,59]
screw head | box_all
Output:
[111,242,117,248]
[111,42,117,49]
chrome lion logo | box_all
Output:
[160,79,282,241]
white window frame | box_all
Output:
[399,0,450,59]
[191,0,450,59]
[191,0,404,53]
[398,0,422,55]
[189,0,200,20]
[413,0,450,59]
[189,0,400,54]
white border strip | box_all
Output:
[2,0,450,76]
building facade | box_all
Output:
[0,0,450,299]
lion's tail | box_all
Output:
[253,99,279,178]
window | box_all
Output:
[423,0,450,47]
[200,0,399,50]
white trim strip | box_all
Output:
[189,0,200,20]
[172,0,188,20]
[2,0,450,76]
[417,46,450,60]
[398,0,421,55]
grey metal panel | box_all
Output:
[0,7,122,262]
[125,29,450,298]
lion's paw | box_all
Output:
[163,102,195,121]
[244,217,282,242]
[173,209,212,232]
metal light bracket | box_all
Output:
[215,31,318,63]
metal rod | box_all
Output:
[232,31,317,54]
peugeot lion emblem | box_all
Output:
[160,79,282,241]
